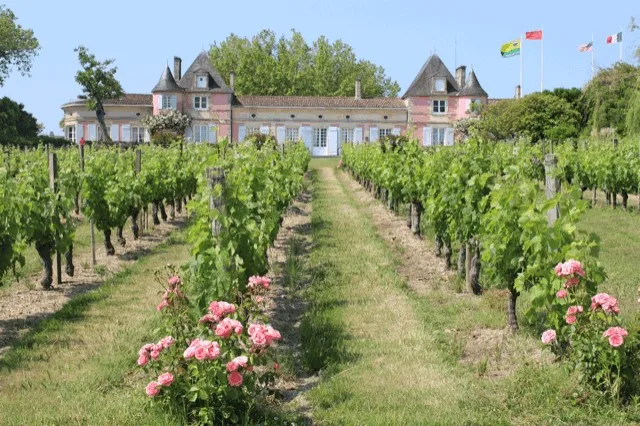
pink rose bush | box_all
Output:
[542,260,639,401]
[137,273,282,423]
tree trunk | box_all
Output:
[435,235,443,257]
[407,203,413,228]
[130,209,140,240]
[410,201,422,236]
[116,226,126,247]
[507,284,519,332]
[457,243,466,279]
[443,240,452,269]
[152,202,161,225]
[65,245,74,277]
[74,192,80,214]
[96,104,112,142]
[592,188,597,206]
[387,192,393,210]
[169,201,175,221]
[612,193,617,208]
[465,241,472,284]
[104,229,115,255]
[468,242,482,295]
[36,242,53,289]
[605,192,611,205]
[159,202,168,222]
[622,192,628,209]
[175,198,182,214]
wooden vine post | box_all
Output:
[544,153,560,226]
[48,152,62,285]
[80,144,97,267]
[135,149,143,237]
[206,167,226,236]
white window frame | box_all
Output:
[432,127,446,146]
[432,99,447,114]
[193,96,208,110]
[193,125,209,143]
[379,128,393,139]
[66,126,76,142]
[434,78,446,92]
[285,127,298,142]
[131,127,145,143]
[341,128,354,144]
[196,74,208,88]
[313,128,327,148]
[162,95,174,110]
[245,126,260,136]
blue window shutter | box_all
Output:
[158,95,163,110]
[122,125,130,142]
[171,95,177,110]
[369,127,378,142]
[423,126,432,146]
[76,123,84,141]
[238,125,246,142]
[276,126,285,144]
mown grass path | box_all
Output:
[0,233,189,425]
[303,161,637,425]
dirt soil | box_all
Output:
[337,169,550,377]
[263,177,317,424]
[0,213,186,356]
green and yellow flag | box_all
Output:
[500,39,521,58]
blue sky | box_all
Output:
[1,0,638,134]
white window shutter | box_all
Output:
[423,126,432,146]
[445,127,454,146]
[144,129,150,142]
[301,126,313,149]
[237,125,245,142]
[157,95,163,110]
[354,127,363,143]
[259,125,269,135]
[76,123,84,141]
[110,124,119,141]
[466,99,471,113]
[391,127,400,136]
[185,126,192,142]
[122,125,131,142]
[88,123,97,141]
[276,126,285,144]
[369,127,379,142]
[171,95,177,110]
[209,124,217,144]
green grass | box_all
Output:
[0,231,190,425]
[300,163,640,425]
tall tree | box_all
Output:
[74,46,123,142]
[0,96,38,144]
[0,6,39,86]
[210,29,400,98]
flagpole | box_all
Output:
[620,29,623,62]
[541,26,544,92]
[591,33,594,79]
[520,34,523,97]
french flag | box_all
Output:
[606,32,622,45]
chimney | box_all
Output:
[515,85,522,99]
[455,65,466,88]
[355,77,361,100]
[230,71,235,91]
[173,57,182,81]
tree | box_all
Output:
[0,96,38,144]
[210,29,400,98]
[0,6,39,86]
[74,46,123,142]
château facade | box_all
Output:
[61,52,488,156]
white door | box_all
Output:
[312,128,327,156]
[301,126,313,151]
[327,127,339,156]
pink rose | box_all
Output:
[563,278,580,288]
[608,334,624,347]
[603,327,628,338]
[194,346,208,361]
[206,342,221,360]
[168,276,181,287]
[159,336,175,349]
[274,362,280,370]
[228,371,243,387]
[554,263,563,276]
[226,361,239,372]
[150,350,160,360]
[248,323,263,337]
[199,313,218,324]
[142,343,155,352]
[566,259,585,277]
[156,299,169,311]
[157,372,174,386]
[566,305,583,316]
[137,354,149,367]
[565,315,577,325]
[556,289,568,299]
[541,329,557,344]
[232,356,248,367]
[251,332,267,347]
[145,381,161,397]
[216,322,232,339]
[255,296,264,303]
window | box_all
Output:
[432,128,446,146]
[162,95,174,110]
[379,128,393,139]
[131,127,145,143]
[313,128,327,148]
[193,125,209,143]
[432,99,447,114]
[285,127,298,142]
[66,126,76,142]
[97,124,109,141]
[193,96,208,110]
[196,74,208,88]
[434,78,446,92]
[88,123,97,141]
[341,128,354,144]
[245,127,260,136]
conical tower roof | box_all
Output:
[152,66,183,92]
[460,69,488,97]
[402,54,459,98]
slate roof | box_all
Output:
[177,52,233,93]
[234,95,406,109]
[62,93,153,107]
[402,54,460,98]
[460,69,488,97]
[152,66,183,92]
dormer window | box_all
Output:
[196,74,208,88]
[434,78,446,92]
